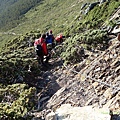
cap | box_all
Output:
[49,30,52,34]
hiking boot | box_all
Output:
[47,63,52,66]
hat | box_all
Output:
[49,30,52,34]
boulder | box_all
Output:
[46,111,57,120]
[84,2,99,14]
[55,104,110,120]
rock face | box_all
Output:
[45,38,120,109]
[33,38,120,119]
[82,0,111,15]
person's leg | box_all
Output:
[40,55,44,65]
[45,54,50,63]
[60,38,63,43]
[52,42,55,48]
[37,56,41,64]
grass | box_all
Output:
[0,0,80,50]
[0,0,119,50]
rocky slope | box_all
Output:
[28,35,120,120]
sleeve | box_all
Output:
[34,40,37,46]
[42,43,48,55]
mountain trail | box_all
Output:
[23,37,120,120]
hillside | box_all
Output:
[0,0,120,119]
[0,0,115,46]
[0,0,42,31]
[0,0,119,50]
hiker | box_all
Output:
[55,34,64,45]
[46,32,52,44]
[46,32,56,60]
[34,34,50,65]
[49,30,55,48]
[46,32,53,50]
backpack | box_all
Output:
[46,35,53,44]
[36,44,43,56]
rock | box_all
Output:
[94,67,101,72]
[46,111,57,120]
[99,0,106,4]
[99,0,110,5]
[84,2,100,14]
[103,88,113,99]
[16,75,24,83]
[55,104,110,120]
[92,82,99,88]
[111,27,120,34]
[106,75,112,81]
[81,3,87,10]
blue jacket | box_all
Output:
[46,35,53,44]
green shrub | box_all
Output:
[61,35,83,64]
[0,84,36,119]
[61,29,108,64]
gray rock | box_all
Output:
[99,0,110,4]
[55,104,110,120]
[84,2,100,14]
[100,0,106,4]
[46,111,57,120]
[81,3,87,10]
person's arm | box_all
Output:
[34,45,38,50]
[52,35,55,42]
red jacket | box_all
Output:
[34,38,48,55]
[39,38,48,55]
[55,35,63,42]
